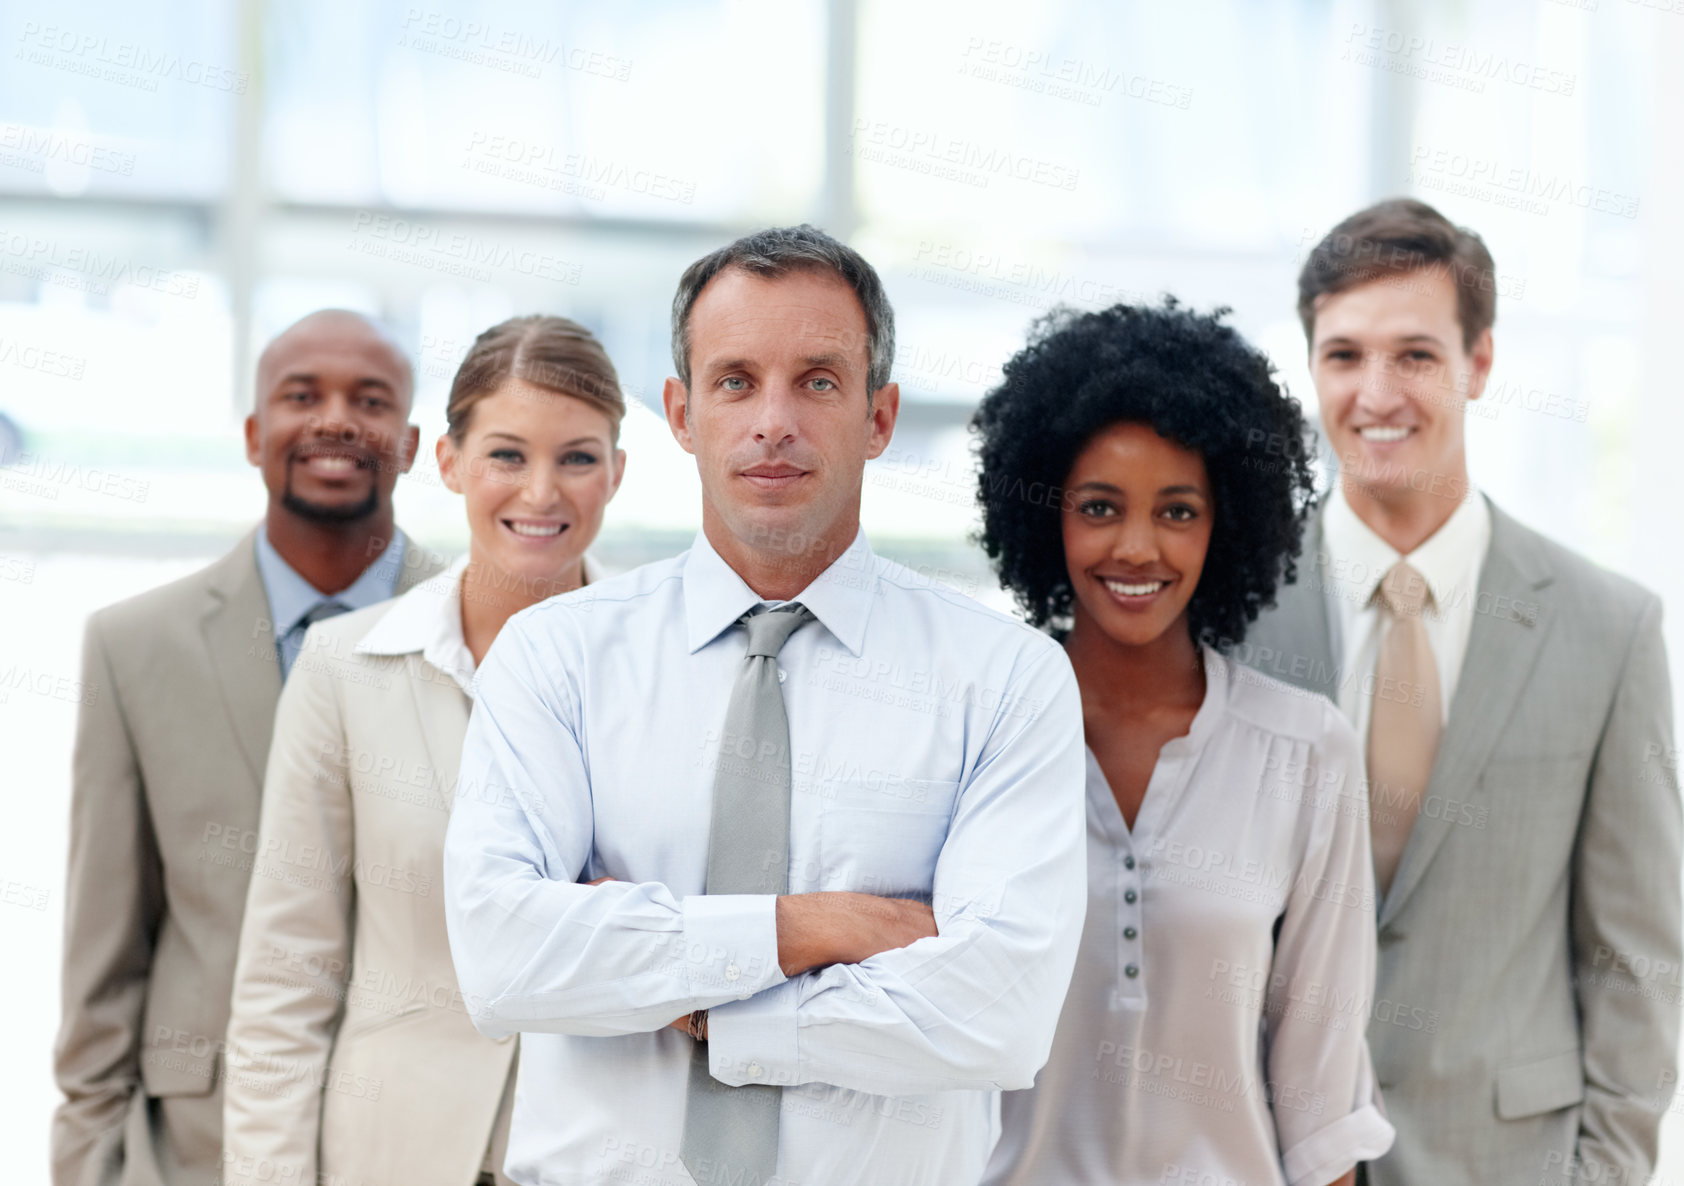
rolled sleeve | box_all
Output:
[1281,1095,1395,1186]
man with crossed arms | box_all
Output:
[1243,199,1681,1185]
[443,225,1087,1185]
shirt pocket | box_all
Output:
[817,776,959,899]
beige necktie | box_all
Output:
[1366,561,1442,896]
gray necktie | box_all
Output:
[280,598,350,681]
[680,604,814,1186]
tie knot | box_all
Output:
[298,599,350,632]
[1376,562,1432,619]
[741,604,814,658]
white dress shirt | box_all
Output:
[984,649,1394,1186]
[1321,488,1492,740]
[443,528,1088,1186]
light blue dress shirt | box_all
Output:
[253,524,406,679]
[444,529,1088,1186]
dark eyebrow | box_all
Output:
[1070,480,1207,497]
[1398,334,1445,347]
[703,357,754,376]
[802,352,851,371]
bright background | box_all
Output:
[2,1,1682,1182]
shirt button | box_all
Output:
[1123,889,1138,904]
[777,669,787,684]
[747,1062,764,1079]
[1123,926,1138,940]
[1124,964,1140,978]
[725,962,741,982]
[1123,856,1135,870]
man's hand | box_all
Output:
[664,892,936,1035]
[775,892,937,977]
[596,876,935,1035]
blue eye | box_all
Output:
[811,377,835,391]
[489,448,523,463]
[721,376,747,391]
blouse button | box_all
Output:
[1123,926,1138,940]
[1124,964,1140,978]
[1123,889,1138,904]
[1123,855,1135,870]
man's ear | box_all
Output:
[243,413,262,467]
[864,381,900,460]
[1463,328,1495,402]
[663,377,696,455]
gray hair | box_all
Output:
[670,224,896,395]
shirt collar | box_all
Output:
[1323,486,1491,613]
[682,528,876,657]
[254,523,406,633]
[355,552,606,688]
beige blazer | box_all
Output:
[222,558,607,1186]
[52,528,442,1186]
[1241,498,1682,1186]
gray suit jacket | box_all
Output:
[1240,497,1682,1185]
[51,527,443,1186]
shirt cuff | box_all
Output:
[679,894,785,999]
[707,978,800,1087]
[1281,1100,1396,1186]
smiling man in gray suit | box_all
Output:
[51,310,444,1186]
[1241,199,1681,1186]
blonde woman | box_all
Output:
[221,316,627,1186]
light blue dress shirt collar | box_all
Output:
[682,526,875,658]
[253,524,406,677]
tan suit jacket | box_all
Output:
[52,528,442,1186]
[1240,498,1682,1185]
[222,565,558,1186]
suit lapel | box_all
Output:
[200,529,283,787]
[199,526,441,791]
[1379,501,1555,926]
[1281,509,1341,696]
[395,530,447,595]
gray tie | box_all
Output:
[280,598,350,681]
[680,604,814,1186]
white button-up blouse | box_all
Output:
[985,647,1395,1186]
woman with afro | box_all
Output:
[976,301,1394,1186]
